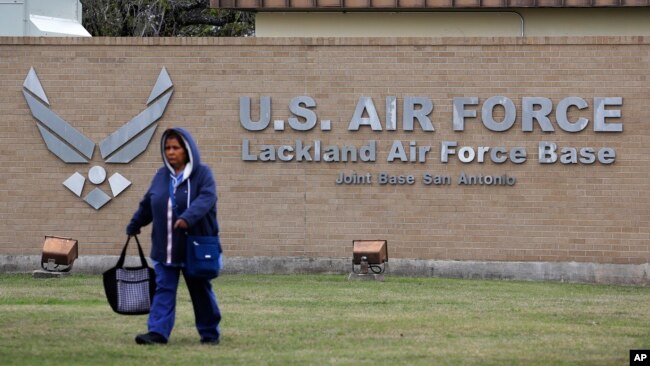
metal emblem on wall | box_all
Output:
[22,67,174,210]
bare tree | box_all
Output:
[81,0,254,37]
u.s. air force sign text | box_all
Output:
[239,95,622,186]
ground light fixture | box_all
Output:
[40,236,78,272]
[350,240,388,281]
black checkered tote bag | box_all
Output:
[103,235,156,315]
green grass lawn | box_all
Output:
[0,274,649,365]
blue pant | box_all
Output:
[148,261,221,341]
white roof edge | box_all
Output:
[29,14,91,37]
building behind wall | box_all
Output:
[210,0,650,37]
[0,0,90,37]
[0,2,649,283]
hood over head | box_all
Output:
[160,127,201,180]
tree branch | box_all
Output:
[178,9,227,27]
[170,0,210,12]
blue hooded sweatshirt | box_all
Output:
[127,128,219,265]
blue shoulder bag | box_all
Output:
[185,234,222,279]
[171,176,223,280]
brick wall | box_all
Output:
[0,37,648,264]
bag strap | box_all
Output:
[116,235,148,268]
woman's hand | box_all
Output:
[174,219,188,230]
[126,225,141,236]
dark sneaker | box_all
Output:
[135,332,168,345]
[200,337,220,345]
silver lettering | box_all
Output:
[522,97,554,132]
[594,97,623,132]
[482,96,516,132]
[556,97,589,132]
[240,96,271,131]
[288,96,317,131]
[403,97,434,132]
[349,97,382,131]
[452,97,478,131]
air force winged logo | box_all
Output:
[22,67,174,210]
